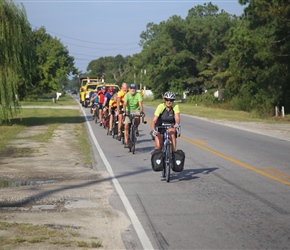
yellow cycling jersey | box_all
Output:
[154,103,180,116]
[117,89,127,105]
[109,99,117,108]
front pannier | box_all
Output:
[172,150,185,172]
[151,150,164,171]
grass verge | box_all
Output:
[0,220,102,249]
[20,94,77,106]
[0,101,91,163]
[143,98,289,123]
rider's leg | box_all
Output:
[134,116,140,135]
[118,114,123,136]
[99,108,103,125]
[123,115,130,147]
[109,113,113,132]
[169,128,177,152]
[124,124,129,146]
[155,133,163,150]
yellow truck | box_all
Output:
[95,83,120,94]
[79,77,103,107]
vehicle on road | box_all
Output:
[95,83,120,94]
[79,77,103,107]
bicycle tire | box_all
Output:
[165,143,172,182]
[162,161,166,178]
[95,108,99,124]
[95,112,98,124]
[131,125,136,154]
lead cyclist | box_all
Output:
[151,91,181,152]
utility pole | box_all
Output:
[134,66,136,85]
[140,69,146,90]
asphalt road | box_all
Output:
[79,99,290,250]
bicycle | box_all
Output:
[157,124,175,182]
[125,113,146,154]
[91,103,99,124]
[125,113,138,154]
[111,112,118,138]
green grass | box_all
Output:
[0,106,91,163]
[20,94,78,106]
[0,221,102,249]
[143,98,290,123]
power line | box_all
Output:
[31,24,139,46]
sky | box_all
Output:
[17,0,245,74]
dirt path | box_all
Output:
[0,123,130,250]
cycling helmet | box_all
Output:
[108,87,114,92]
[163,91,176,100]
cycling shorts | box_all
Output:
[123,110,140,124]
[157,125,177,138]
[110,108,116,115]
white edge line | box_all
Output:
[78,103,154,250]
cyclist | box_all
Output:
[97,86,106,126]
[122,84,145,148]
[103,87,114,118]
[108,93,118,135]
[90,89,99,118]
[116,83,128,141]
[151,91,180,152]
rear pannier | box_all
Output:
[151,150,164,171]
[172,150,185,172]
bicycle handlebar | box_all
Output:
[157,124,175,129]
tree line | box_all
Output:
[87,1,290,117]
[0,0,77,123]
[1,0,289,123]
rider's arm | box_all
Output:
[116,96,120,111]
[90,94,95,102]
[116,91,122,112]
[139,100,144,113]
[122,100,127,114]
[174,113,180,127]
[151,115,158,131]
[173,104,181,127]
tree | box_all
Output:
[138,3,236,98]
[27,27,77,98]
[87,55,132,84]
[0,0,36,122]
[227,0,290,114]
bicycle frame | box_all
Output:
[111,112,118,138]
[91,103,99,124]
[127,113,138,154]
[158,124,174,182]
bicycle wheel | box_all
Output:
[128,124,132,152]
[162,156,166,178]
[131,125,136,154]
[95,108,99,124]
[165,143,172,182]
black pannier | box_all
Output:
[113,120,118,135]
[151,150,164,171]
[172,150,185,172]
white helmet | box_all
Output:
[163,91,176,100]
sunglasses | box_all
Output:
[164,98,174,102]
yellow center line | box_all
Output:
[193,138,207,145]
[264,168,290,179]
[180,136,290,186]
